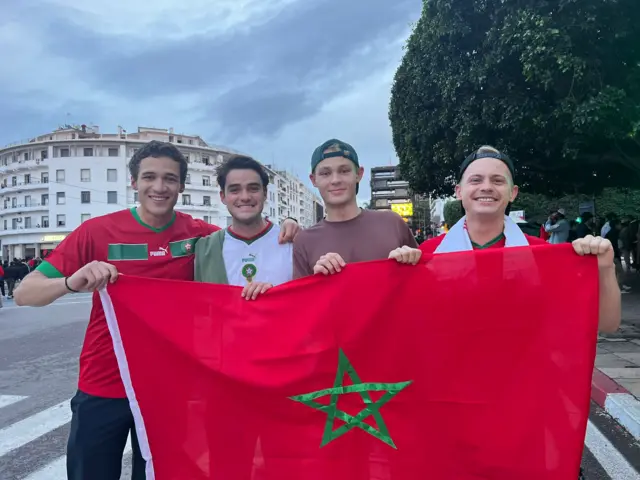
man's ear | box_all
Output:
[309,173,317,187]
[510,185,519,203]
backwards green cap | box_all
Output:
[311,139,361,194]
[311,139,359,172]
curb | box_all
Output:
[592,368,640,440]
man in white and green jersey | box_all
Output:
[193,154,294,478]
[194,154,293,299]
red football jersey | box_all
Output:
[37,208,219,398]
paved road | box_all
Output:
[0,296,639,479]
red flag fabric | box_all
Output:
[101,244,598,480]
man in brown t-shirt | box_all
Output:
[293,139,421,279]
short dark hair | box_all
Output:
[128,141,188,183]
[216,155,269,191]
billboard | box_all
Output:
[391,202,413,217]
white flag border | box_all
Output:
[100,288,156,480]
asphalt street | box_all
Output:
[0,295,639,479]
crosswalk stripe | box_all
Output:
[0,395,27,409]
[585,420,640,480]
[0,400,71,457]
[24,435,133,480]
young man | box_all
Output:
[13,141,299,480]
[293,139,422,279]
[193,155,294,479]
[420,145,620,334]
[194,154,292,297]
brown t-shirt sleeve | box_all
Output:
[390,212,418,248]
[293,239,313,279]
[403,223,419,248]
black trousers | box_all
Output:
[6,278,15,297]
[66,390,146,480]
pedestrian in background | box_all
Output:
[606,218,632,293]
[545,208,571,243]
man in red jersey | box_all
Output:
[420,145,620,336]
[14,141,299,480]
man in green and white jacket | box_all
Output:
[194,154,293,299]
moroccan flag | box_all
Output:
[101,244,598,480]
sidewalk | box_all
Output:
[592,274,640,440]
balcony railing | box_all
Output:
[2,201,47,210]
[0,179,49,193]
[176,203,219,211]
[0,159,47,173]
[1,225,70,236]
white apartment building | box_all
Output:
[0,125,322,260]
[265,167,322,226]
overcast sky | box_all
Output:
[0,0,421,203]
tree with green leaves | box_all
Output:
[390,0,640,198]
[443,200,464,227]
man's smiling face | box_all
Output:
[455,157,518,218]
[221,168,266,224]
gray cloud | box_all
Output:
[20,0,417,140]
[0,0,421,200]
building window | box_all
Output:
[12,197,17,207]
[107,191,118,204]
[202,156,210,165]
[12,218,18,229]
[107,169,117,182]
[81,191,91,203]
[41,172,49,183]
[108,147,119,157]
[81,213,91,223]
[202,175,211,186]
[60,148,70,157]
[133,192,139,203]
[24,174,31,184]
[25,217,32,229]
[182,194,191,205]
[24,195,31,207]
[185,174,191,184]
[11,176,17,186]
[41,194,49,205]
[24,152,29,161]
[203,196,211,206]
[57,214,66,227]
[42,216,49,228]
[57,192,65,205]
[83,148,94,157]
[204,215,210,223]
[3,220,6,230]
[41,149,48,160]
[56,169,65,182]
[81,169,91,182]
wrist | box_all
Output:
[65,276,80,293]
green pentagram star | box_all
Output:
[289,349,412,449]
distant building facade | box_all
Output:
[0,125,322,260]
